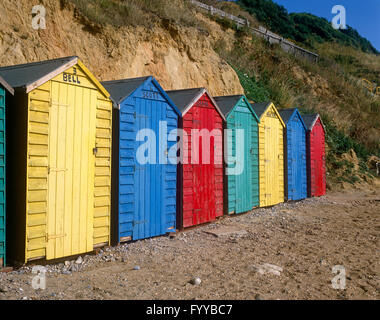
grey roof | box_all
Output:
[166,88,204,114]
[278,108,297,124]
[302,113,320,131]
[213,95,243,116]
[251,102,271,119]
[0,56,77,90]
[101,77,150,104]
[0,75,14,95]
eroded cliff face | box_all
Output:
[0,0,243,95]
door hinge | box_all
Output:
[47,233,66,241]
[132,220,148,226]
[93,147,98,156]
[48,167,68,174]
[50,99,69,108]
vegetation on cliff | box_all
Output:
[35,0,380,185]
[238,0,379,54]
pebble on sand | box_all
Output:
[190,277,201,285]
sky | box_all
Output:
[271,0,380,51]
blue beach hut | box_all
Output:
[279,108,307,201]
[102,76,180,243]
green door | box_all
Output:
[227,98,259,214]
[0,86,6,267]
[235,110,252,213]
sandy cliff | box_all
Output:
[0,0,243,95]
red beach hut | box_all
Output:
[166,88,225,229]
[302,114,326,197]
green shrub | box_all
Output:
[323,117,370,160]
[209,14,236,31]
[233,67,270,102]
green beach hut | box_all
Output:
[0,76,14,267]
[214,95,260,214]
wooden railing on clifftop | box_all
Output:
[189,0,319,63]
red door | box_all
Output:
[310,119,326,197]
[182,94,223,228]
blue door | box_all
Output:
[118,79,178,241]
[297,120,307,200]
[287,115,307,200]
[133,99,176,240]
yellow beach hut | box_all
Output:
[0,56,113,264]
[251,102,285,207]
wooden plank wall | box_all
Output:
[94,92,112,247]
[26,82,51,261]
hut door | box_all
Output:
[313,132,319,189]
[133,109,147,240]
[313,125,325,196]
[264,121,273,206]
[296,123,305,199]
[192,104,216,225]
[272,117,279,204]
[47,82,96,259]
[235,111,252,213]
[310,131,317,196]
[133,98,171,240]
[290,124,299,199]
[192,106,202,225]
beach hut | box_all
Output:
[167,88,225,228]
[252,102,285,207]
[0,76,14,267]
[101,77,180,243]
[213,95,260,214]
[0,56,113,264]
[302,114,326,197]
[278,108,307,201]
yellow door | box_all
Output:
[272,116,279,205]
[263,115,280,207]
[264,121,272,206]
[47,81,97,259]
